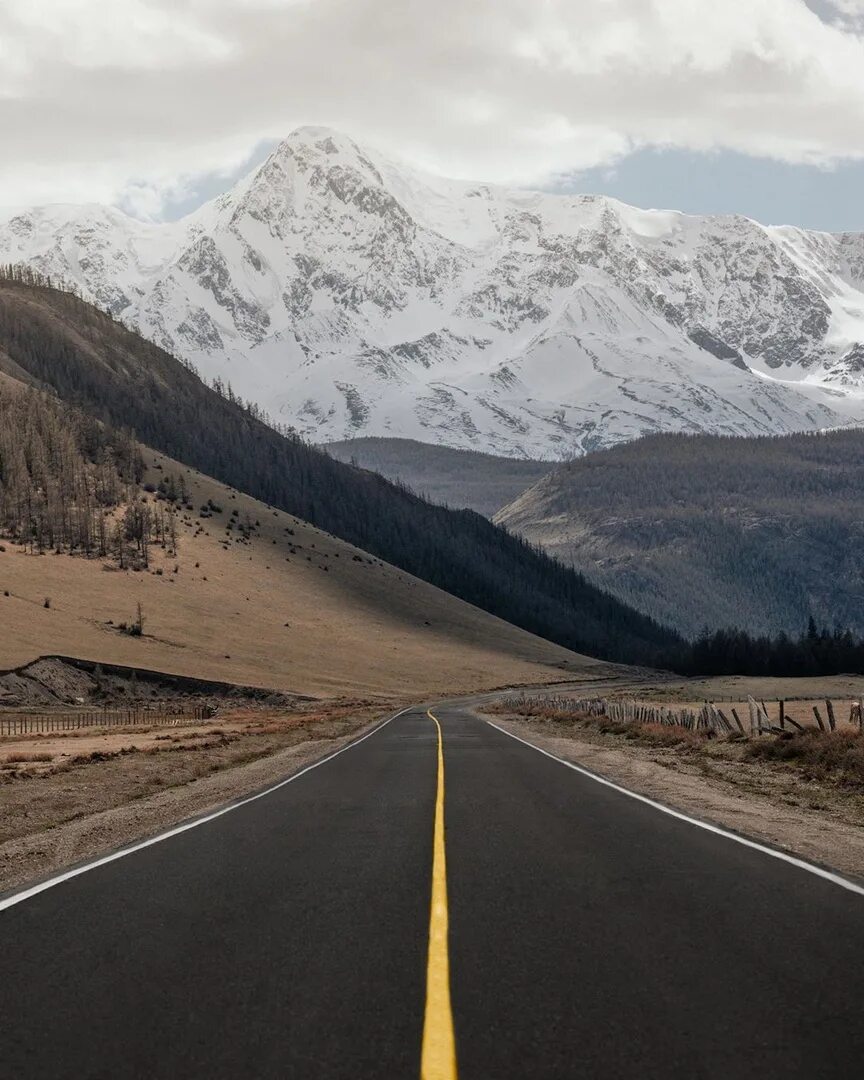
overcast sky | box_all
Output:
[3,0,864,229]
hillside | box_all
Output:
[323,437,552,517]
[0,454,601,698]
[2,126,863,457]
[0,385,604,696]
[0,274,680,667]
[496,429,864,640]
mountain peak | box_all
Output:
[267,126,373,169]
[284,124,353,145]
[3,131,864,458]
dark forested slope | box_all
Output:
[497,429,864,639]
[323,437,552,517]
[0,273,679,666]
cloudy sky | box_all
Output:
[2,0,864,229]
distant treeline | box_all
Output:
[684,620,864,678]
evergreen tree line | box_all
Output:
[0,384,141,554]
[505,426,864,640]
[684,620,864,678]
[0,266,292,435]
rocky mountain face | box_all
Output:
[3,126,864,457]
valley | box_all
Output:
[321,428,864,642]
[0,272,679,668]
[323,436,552,516]
[3,273,863,912]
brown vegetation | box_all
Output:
[487,697,864,794]
[744,729,864,787]
[2,750,54,764]
[0,703,376,828]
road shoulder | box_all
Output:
[0,706,393,896]
[485,714,864,882]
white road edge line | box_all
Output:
[0,705,414,914]
[486,718,864,898]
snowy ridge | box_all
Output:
[2,125,864,457]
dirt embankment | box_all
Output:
[0,655,307,710]
[484,703,864,882]
[0,699,393,895]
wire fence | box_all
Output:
[499,695,864,737]
[0,704,215,736]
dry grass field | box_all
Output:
[0,449,604,701]
[621,674,864,706]
[0,700,390,891]
[0,702,379,842]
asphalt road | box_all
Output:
[2,701,864,1079]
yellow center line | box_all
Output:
[421,709,458,1080]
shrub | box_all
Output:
[744,730,864,786]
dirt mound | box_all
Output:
[0,656,309,709]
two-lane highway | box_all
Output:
[2,701,864,1078]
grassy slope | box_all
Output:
[0,446,605,698]
[323,436,553,517]
[497,429,864,638]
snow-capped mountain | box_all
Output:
[3,125,864,458]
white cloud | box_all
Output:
[2,0,864,216]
